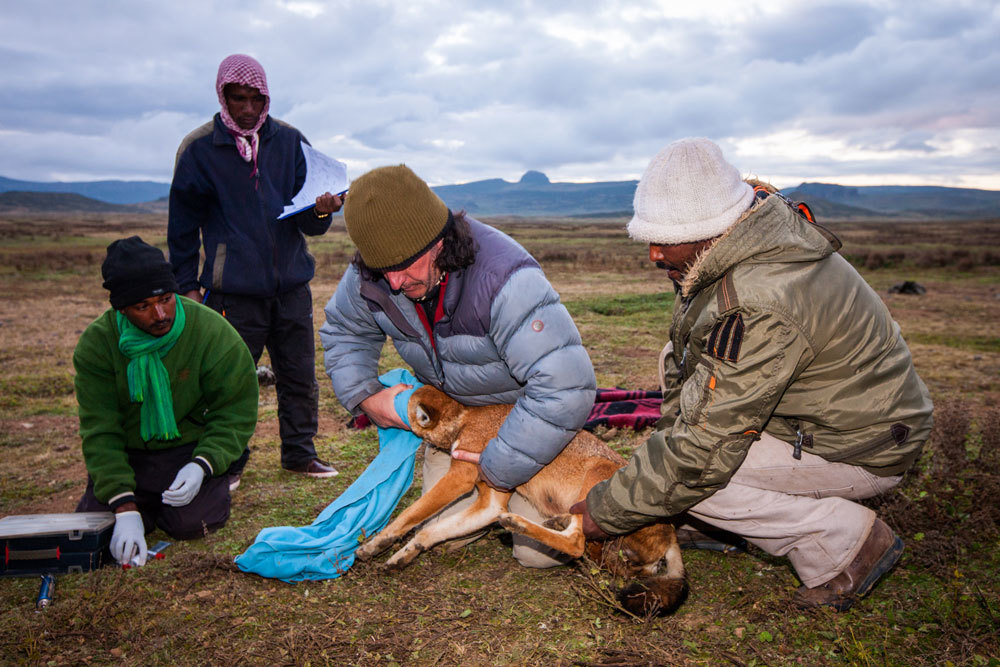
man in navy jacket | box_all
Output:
[168,54,340,481]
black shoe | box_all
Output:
[256,365,277,386]
[284,459,339,478]
[228,474,242,491]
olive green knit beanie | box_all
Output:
[344,165,450,271]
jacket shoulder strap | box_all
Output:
[716,271,740,313]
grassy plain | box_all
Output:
[0,213,998,666]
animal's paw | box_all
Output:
[543,514,573,531]
[384,544,422,571]
[364,560,395,575]
[383,559,406,573]
[355,537,388,561]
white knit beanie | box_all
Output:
[627,138,754,245]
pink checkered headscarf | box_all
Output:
[216,54,270,175]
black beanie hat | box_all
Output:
[101,236,180,310]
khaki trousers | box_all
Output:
[422,445,570,569]
[686,431,901,587]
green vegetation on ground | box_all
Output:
[0,213,997,665]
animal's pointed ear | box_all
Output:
[414,401,437,429]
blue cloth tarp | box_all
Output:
[234,369,423,582]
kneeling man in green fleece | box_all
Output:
[74,236,258,566]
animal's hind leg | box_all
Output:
[384,486,511,570]
[498,512,586,558]
[501,463,619,558]
[356,462,479,561]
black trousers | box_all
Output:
[205,283,320,469]
[75,443,245,540]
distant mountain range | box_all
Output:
[0,190,140,213]
[434,170,637,217]
[785,183,1000,220]
[0,175,168,205]
[1,172,998,219]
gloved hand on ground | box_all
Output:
[111,510,148,566]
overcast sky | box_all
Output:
[1,0,998,190]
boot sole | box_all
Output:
[282,468,340,478]
[828,535,905,612]
[300,470,339,478]
[855,535,904,599]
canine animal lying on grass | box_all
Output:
[355,385,688,615]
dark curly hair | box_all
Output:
[352,210,477,282]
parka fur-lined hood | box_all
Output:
[679,182,842,298]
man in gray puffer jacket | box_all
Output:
[319,165,596,567]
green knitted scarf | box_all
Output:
[116,297,187,441]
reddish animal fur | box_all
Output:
[355,386,687,615]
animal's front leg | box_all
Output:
[356,461,479,561]
[384,485,511,570]
[498,512,586,558]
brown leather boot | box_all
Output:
[794,518,904,612]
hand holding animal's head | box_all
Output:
[407,386,465,445]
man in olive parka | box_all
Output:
[573,138,933,611]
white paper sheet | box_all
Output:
[278,142,349,220]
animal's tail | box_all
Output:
[617,573,689,616]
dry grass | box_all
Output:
[1,212,998,666]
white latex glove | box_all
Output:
[161,462,205,507]
[111,511,148,566]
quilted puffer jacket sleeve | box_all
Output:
[477,267,597,488]
[319,267,389,414]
